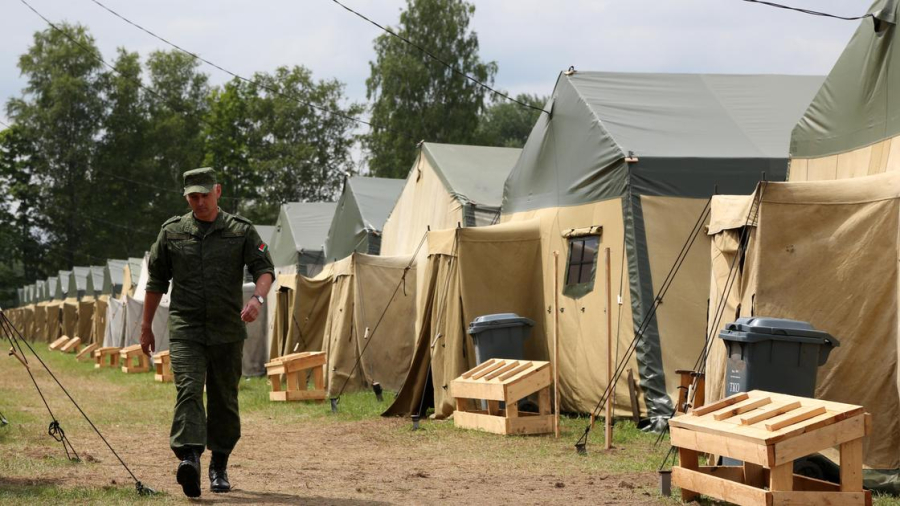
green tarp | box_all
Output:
[792,0,899,158]
[46,276,58,300]
[105,259,127,298]
[324,176,404,262]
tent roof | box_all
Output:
[791,0,899,158]
[421,142,521,207]
[72,266,91,292]
[47,276,58,298]
[254,225,275,244]
[107,259,127,287]
[504,71,824,212]
[90,266,105,294]
[127,258,143,285]
[58,271,71,294]
[283,202,337,252]
[347,176,405,230]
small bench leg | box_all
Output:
[840,438,863,492]
[679,448,700,502]
[743,462,765,488]
[770,462,793,491]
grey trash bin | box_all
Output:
[718,317,839,398]
[468,313,535,365]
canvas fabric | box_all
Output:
[269,267,334,360]
[104,297,126,348]
[45,302,61,343]
[62,299,78,338]
[32,303,47,342]
[323,253,417,397]
[93,296,108,346]
[705,172,900,470]
[324,176,404,262]
[241,282,268,377]
[76,298,94,340]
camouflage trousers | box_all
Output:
[169,339,243,457]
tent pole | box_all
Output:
[605,247,613,450]
[553,251,561,439]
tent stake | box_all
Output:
[553,251,560,439]
[372,382,384,402]
[605,247,613,450]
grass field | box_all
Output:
[1,344,898,505]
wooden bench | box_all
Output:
[94,346,121,368]
[153,350,172,383]
[119,344,149,374]
[450,359,553,436]
[59,336,81,354]
[670,390,871,506]
[75,343,98,362]
[265,352,326,402]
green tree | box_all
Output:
[0,126,39,308]
[364,0,497,178]
[93,48,159,258]
[205,67,362,224]
[476,94,546,148]
[144,50,210,218]
[6,23,105,270]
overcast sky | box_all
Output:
[1,0,864,132]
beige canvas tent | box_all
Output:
[387,220,547,418]
[322,253,418,397]
[380,142,521,257]
[500,71,823,422]
[269,267,334,360]
[704,172,900,478]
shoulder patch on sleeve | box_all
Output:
[162,215,181,227]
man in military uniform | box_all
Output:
[141,167,274,498]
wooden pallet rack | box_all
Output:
[153,350,172,383]
[94,346,121,368]
[75,343,98,362]
[450,359,553,436]
[265,351,326,402]
[119,344,149,373]
[59,336,81,354]
[49,336,69,351]
[670,390,871,506]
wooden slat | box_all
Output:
[498,362,534,381]
[765,406,826,431]
[739,401,801,426]
[461,359,496,379]
[472,360,508,380]
[770,491,868,505]
[691,392,749,417]
[773,415,866,467]
[670,425,771,466]
[712,396,772,421]
[483,360,520,381]
[672,466,769,506]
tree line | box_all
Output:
[0,0,546,307]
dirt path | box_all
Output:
[0,349,669,505]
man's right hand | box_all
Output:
[140,325,155,356]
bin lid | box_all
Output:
[719,317,840,347]
[468,313,535,335]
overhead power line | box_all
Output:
[329,0,549,115]
[741,0,874,21]
[86,0,372,128]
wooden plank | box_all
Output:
[671,426,771,466]
[744,462,765,488]
[507,414,553,435]
[767,408,864,444]
[672,466,769,506]
[472,360,509,380]
[461,359,496,379]
[453,410,509,435]
[486,400,500,416]
[627,369,640,424]
[773,415,866,467]
[740,401,801,426]
[697,466,746,483]
[75,343,98,361]
[270,389,326,402]
[793,474,840,492]
[690,392,749,417]
[770,462,794,491]
[712,396,772,421]
[450,379,505,401]
[839,438,863,493]
[765,406,827,432]
[280,353,326,374]
[498,362,533,382]
[483,360,520,381]
[770,491,868,505]
[679,447,700,502]
[505,366,552,403]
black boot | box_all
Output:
[209,452,231,493]
[175,448,201,498]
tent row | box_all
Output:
[7,0,899,481]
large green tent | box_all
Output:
[790,0,900,181]
[324,176,405,262]
[501,71,823,424]
[46,276,59,300]
[270,202,337,276]
[105,259,127,298]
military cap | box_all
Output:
[182,167,217,196]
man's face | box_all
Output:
[186,184,221,221]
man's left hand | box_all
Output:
[241,297,261,323]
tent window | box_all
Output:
[565,236,600,288]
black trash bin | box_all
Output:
[468,313,535,364]
[719,317,840,399]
